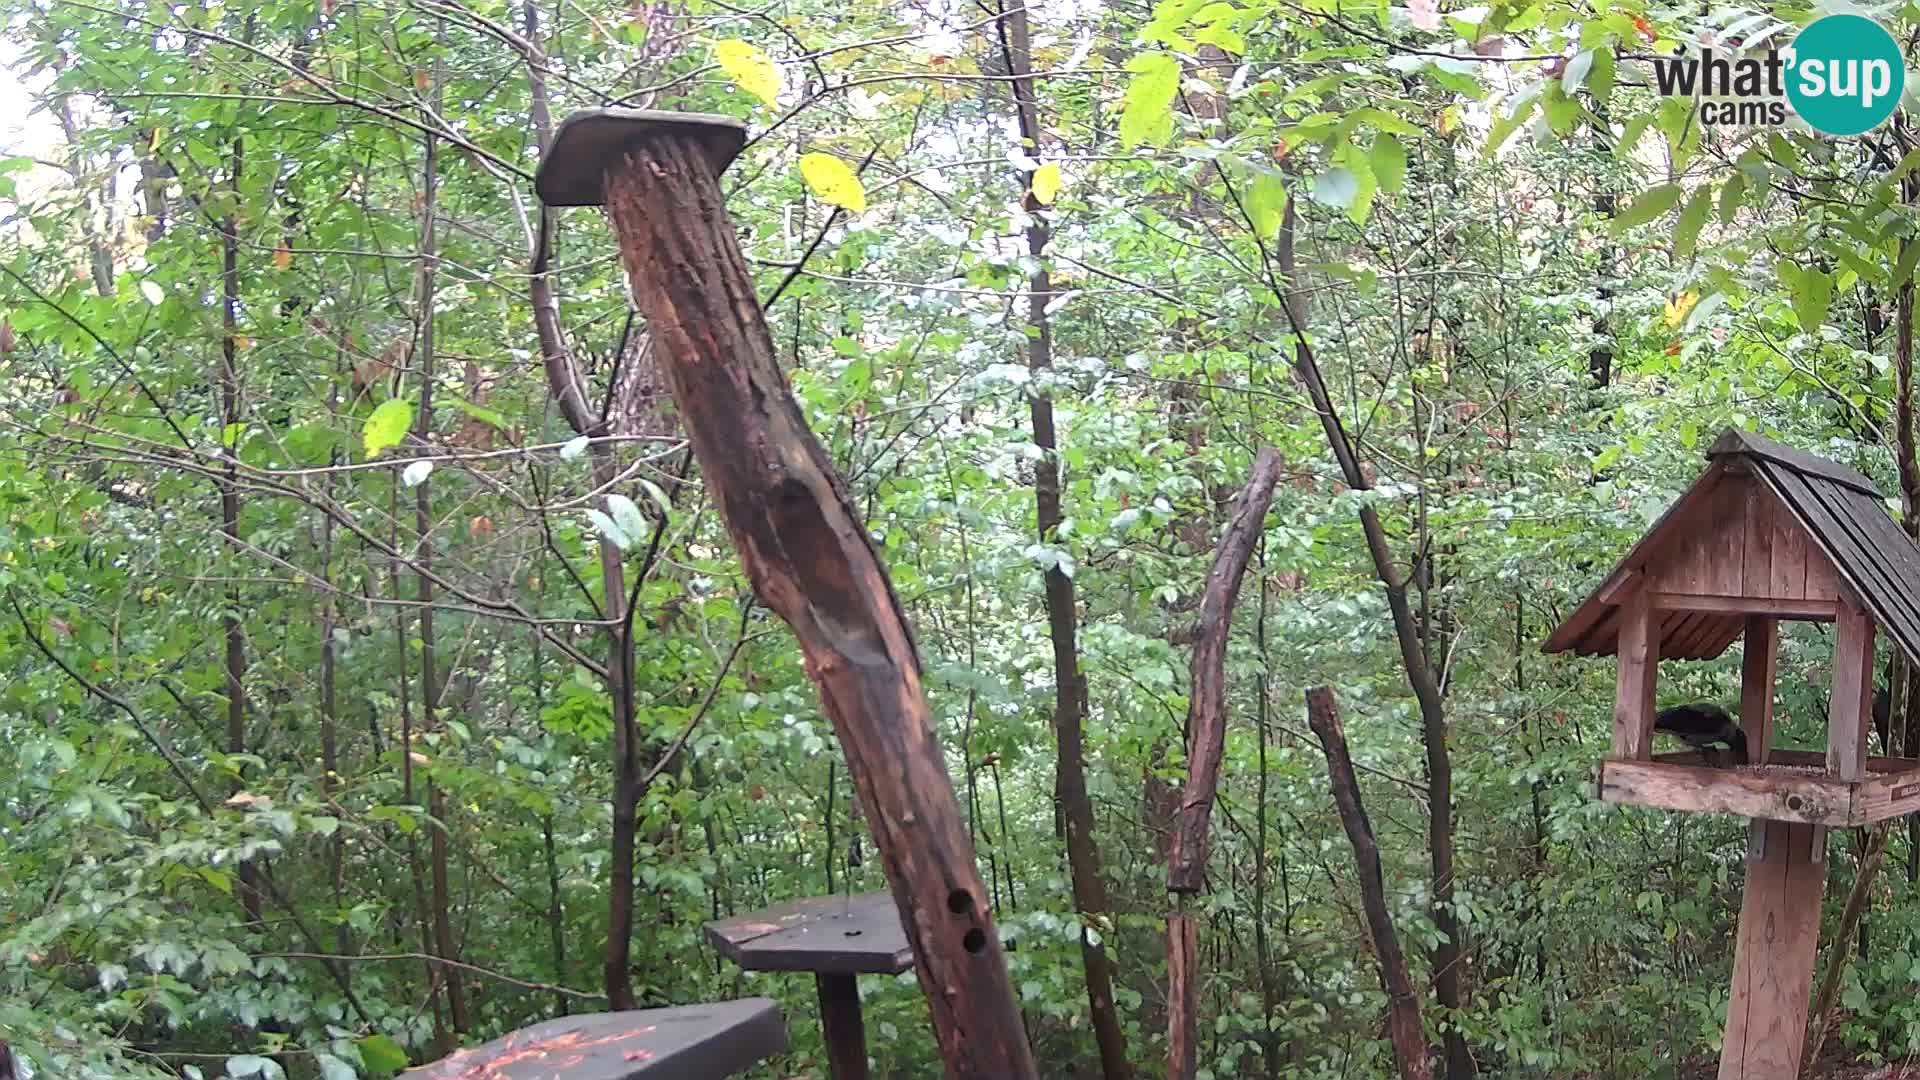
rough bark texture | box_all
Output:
[1166,911,1199,1080]
[1167,447,1282,891]
[600,135,1036,1079]
[1307,687,1432,1080]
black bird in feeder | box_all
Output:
[1654,703,1748,763]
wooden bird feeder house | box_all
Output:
[1543,427,1920,1079]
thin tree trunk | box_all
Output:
[219,135,262,926]
[1273,200,1470,1076]
[1252,552,1283,1075]
[411,62,469,1038]
[988,3,1129,1075]
[1307,687,1432,1080]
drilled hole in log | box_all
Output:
[947,889,973,915]
[962,928,986,954]
[1787,794,1806,812]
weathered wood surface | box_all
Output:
[399,1001,787,1080]
[1611,753,1920,826]
[1167,447,1282,892]
[1830,602,1877,781]
[1543,428,1920,666]
[596,130,1034,1078]
[1611,587,1658,760]
[1598,759,1850,825]
[1307,687,1432,1080]
[704,892,913,976]
[1741,617,1778,765]
[1719,820,1825,1080]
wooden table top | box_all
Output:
[704,892,915,976]
[398,999,786,1079]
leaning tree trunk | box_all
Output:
[1166,448,1282,1079]
[583,127,1035,1078]
[1308,687,1432,1080]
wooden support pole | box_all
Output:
[816,973,869,1080]
[538,111,1036,1079]
[1720,819,1826,1080]
[1741,616,1778,767]
[1612,584,1659,760]
[1830,602,1876,781]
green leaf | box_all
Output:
[587,508,632,552]
[1674,186,1712,262]
[363,398,414,458]
[1588,48,1616,101]
[636,477,675,522]
[561,435,590,461]
[316,1055,357,1080]
[1246,171,1287,239]
[1683,292,1726,332]
[358,1034,409,1077]
[1308,167,1359,209]
[1561,49,1595,94]
[1894,238,1920,288]
[1120,52,1181,148]
[227,1056,281,1079]
[1779,260,1832,333]
[1718,172,1747,223]
[607,493,648,543]
[1369,135,1407,194]
[1611,184,1684,231]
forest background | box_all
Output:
[4,0,1918,1077]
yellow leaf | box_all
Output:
[272,245,292,270]
[798,153,866,212]
[1030,163,1061,205]
[1664,290,1698,328]
[714,39,780,109]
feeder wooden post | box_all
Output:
[1740,616,1777,767]
[1719,820,1826,1080]
[535,110,1037,1079]
[1612,583,1658,759]
[1830,601,1876,781]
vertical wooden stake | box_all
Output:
[1741,616,1778,766]
[1830,602,1876,781]
[1612,584,1659,760]
[1720,820,1826,1080]
[538,112,1037,1079]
